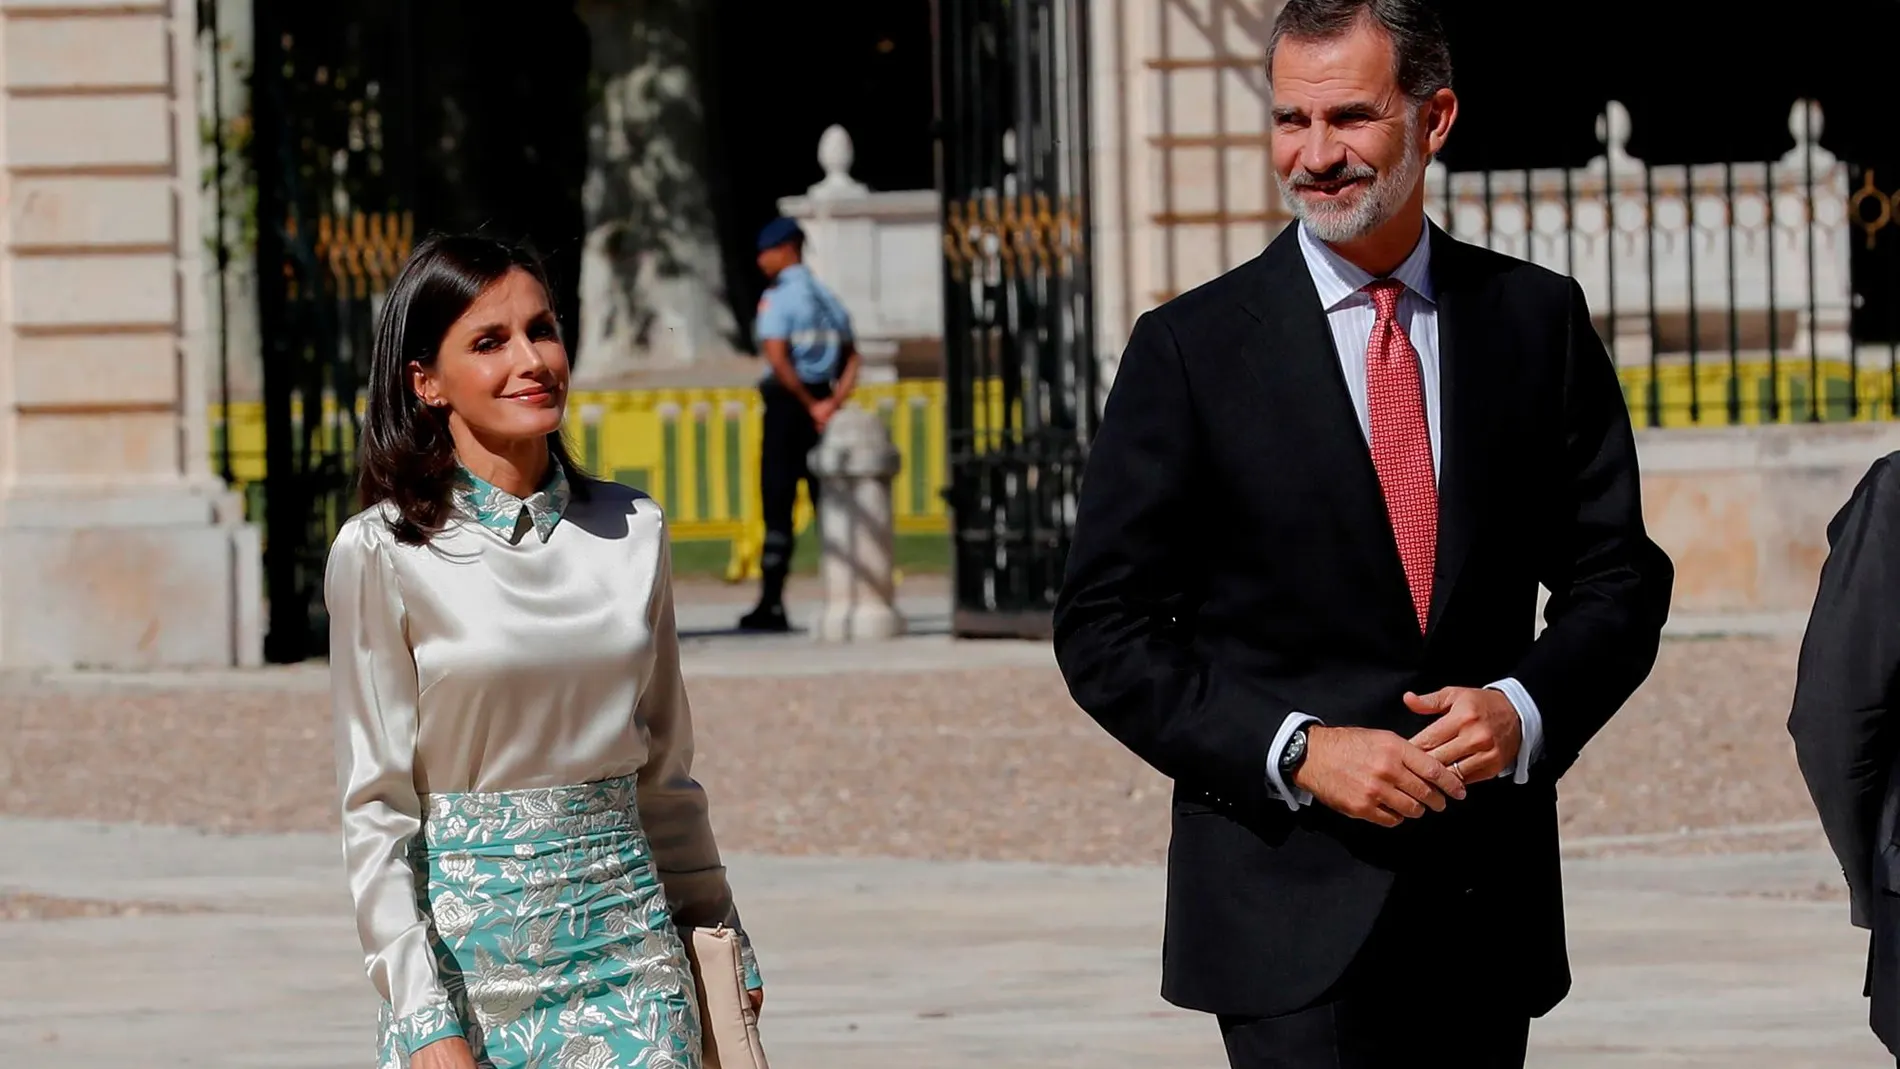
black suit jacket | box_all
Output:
[1053,225,1674,1019]
[1788,453,1900,1055]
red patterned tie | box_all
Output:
[1364,280,1436,632]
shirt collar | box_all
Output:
[774,263,811,286]
[449,458,571,544]
[1295,221,1435,312]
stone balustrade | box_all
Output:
[1426,100,1852,371]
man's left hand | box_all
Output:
[1405,687,1522,784]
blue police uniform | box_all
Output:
[754,263,853,386]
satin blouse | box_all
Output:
[326,465,749,1025]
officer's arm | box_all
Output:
[761,338,819,409]
[826,294,861,403]
[833,344,861,403]
[757,288,820,410]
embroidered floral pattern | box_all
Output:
[378,996,464,1062]
[741,940,763,993]
[375,774,709,1068]
[449,460,571,544]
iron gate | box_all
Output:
[250,1,419,663]
[935,0,1098,639]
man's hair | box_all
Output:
[1267,0,1453,102]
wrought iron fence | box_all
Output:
[937,0,1098,639]
[250,0,419,662]
[1431,99,1900,429]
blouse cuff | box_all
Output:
[739,929,763,992]
[393,996,464,1055]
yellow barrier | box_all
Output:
[210,380,958,581]
[1617,358,1900,426]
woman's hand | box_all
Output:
[409,1037,478,1069]
[748,987,765,1014]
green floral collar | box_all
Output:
[449,459,571,544]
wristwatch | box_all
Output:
[1277,723,1311,782]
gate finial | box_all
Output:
[809,125,869,200]
[1592,101,1634,171]
[1781,100,1835,170]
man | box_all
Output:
[1788,454,1900,1058]
[740,216,860,632]
[1052,2,1674,1065]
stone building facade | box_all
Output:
[0,0,259,669]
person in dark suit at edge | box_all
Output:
[1790,454,1900,1061]
[1052,1,1674,1065]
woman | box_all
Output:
[328,234,762,1069]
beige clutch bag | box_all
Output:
[685,925,769,1069]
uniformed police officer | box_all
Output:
[739,216,861,632]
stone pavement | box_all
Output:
[3,579,1797,690]
[2,599,1879,1065]
[0,816,1888,1068]
[2,596,1047,695]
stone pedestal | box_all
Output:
[0,0,261,668]
[807,407,904,642]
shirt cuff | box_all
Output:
[1264,712,1321,810]
[391,995,464,1054]
[1485,677,1544,784]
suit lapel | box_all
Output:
[1239,230,1416,632]
[1425,225,1495,635]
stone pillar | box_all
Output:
[0,0,261,669]
[806,407,904,642]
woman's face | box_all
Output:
[411,268,569,448]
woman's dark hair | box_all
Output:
[358,233,587,545]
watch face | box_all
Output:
[1281,729,1306,772]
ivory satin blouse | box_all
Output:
[326,464,753,1026]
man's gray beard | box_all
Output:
[1279,138,1426,245]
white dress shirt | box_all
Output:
[1264,222,1546,809]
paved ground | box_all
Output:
[0,817,1887,1069]
[0,618,1826,863]
[1,586,1884,1065]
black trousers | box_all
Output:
[757,380,830,606]
[1218,876,1532,1069]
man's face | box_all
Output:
[756,242,799,279]
[1269,19,1452,243]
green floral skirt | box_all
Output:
[377,774,701,1069]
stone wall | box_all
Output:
[1637,423,1900,634]
[0,0,260,669]
[1089,0,1288,384]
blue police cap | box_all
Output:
[756,216,805,252]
